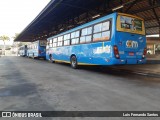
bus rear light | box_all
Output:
[113,45,120,59]
[142,48,147,59]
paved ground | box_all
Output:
[108,64,160,77]
[0,56,160,120]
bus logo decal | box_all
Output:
[105,45,111,53]
[126,40,138,48]
[93,45,111,54]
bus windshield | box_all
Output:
[117,14,145,35]
[39,40,47,46]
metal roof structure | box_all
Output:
[15,0,160,42]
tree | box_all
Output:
[12,33,19,40]
[0,35,10,55]
[12,33,28,47]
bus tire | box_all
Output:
[70,56,78,69]
[49,54,55,63]
[33,53,35,59]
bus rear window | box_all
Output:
[117,14,145,35]
[40,40,47,46]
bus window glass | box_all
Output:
[58,36,63,41]
[94,23,102,33]
[71,32,75,38]
[64,40,70,46]
[86,35,91,42]
[64,35,67,40]
[65,34,70,40]
[40,41,47,46]
[102,21,110,31]
[71,39,75,44]
[75,31,80,37]
[82,28,87,36]
[50,39,52,44]
[60,42,63,46]
[67,34,70,39]
[64,34,69,40]
[53,38,57,42]
[87,27,92,34]
[75,38,79,44]
[57,41,62,46]
[80,36,85,43]
[101,31,110,40]
[93,33,102,41]
[53,43,57,47]
[117,15,145,34]
[66,40,70,45]
[64,41,67,46]
[49,44,52,47]
[64,34,70,46]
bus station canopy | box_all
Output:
[14,0,160,42]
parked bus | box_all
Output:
[46,12,147,68]
[18,45,27,57]
[27,40,46,59]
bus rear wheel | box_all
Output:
[71,56,78,69]
[49,55,55,63]
[33,53,35,59]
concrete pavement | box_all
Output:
[0,56,160,120]
[109,62,160,77]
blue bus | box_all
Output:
[46,12,147,68]
[27,40,46,59]
[18,45,27,57]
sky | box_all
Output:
[0,0,50,45]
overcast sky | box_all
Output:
[0,0,50,45]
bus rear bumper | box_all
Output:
[111,58,146,65]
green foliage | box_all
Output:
[0,35,10,55]
[0,35,10,42]
[12,33,19,41]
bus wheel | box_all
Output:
[33,53,35,59]
[49,55,55,63]
[71,56,78,69]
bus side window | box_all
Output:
[85,35,92,43]
[81,28,87,36]
[101,31,110,40]
[71,31,79,45]
[80,27,92,44]
[53,38,57,47]
[102,21,110,31]
[50,44,52,48]
[93,21,111,41]
[94,23,102,33]
[87,27,92,34]
[57,36,63,46]
[80,36,85,43]
[50,39,53,43]
[93,33,102,41]
[64,34,70,46]
[75,31,80,37]
[71,32,75,39]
